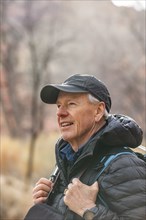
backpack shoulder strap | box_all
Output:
[93,147,136,207]
[95,150,135,180]
[45,165,60,205]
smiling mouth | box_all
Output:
[61,122,73,127]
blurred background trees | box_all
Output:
[0,0,145,218]
[1,0,145,175]
[1,0,145,138]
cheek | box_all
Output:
[76,112,95,128]
[57,117,60,126]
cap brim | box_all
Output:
[40,84,87,104]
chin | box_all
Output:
[62,136,70,141]
[61,135,73,143]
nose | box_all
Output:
[57,106,68,117]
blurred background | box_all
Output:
[0,0,145,219]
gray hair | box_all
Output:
[87,94,109,120]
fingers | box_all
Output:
[64,179,99,215]
[67,178,90,190]
[67,178,81,191]
[64,178,85,198]
[35,177,52,186]
[32,178,53,204]
[64,179,99,198]
[72,178,81,185]
[33,183,51,196]
[64,188,68,195]
[33,192,48,204]
[64,179,80,197]
[35,178,53,192]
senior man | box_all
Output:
[27,74,145,220]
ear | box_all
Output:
[95,102,106,122]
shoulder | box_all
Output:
[107,152,145,173]
[98,153,146,219]
[100,152,146,187]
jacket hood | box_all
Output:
[98,114,143,148]
[56,114,143,154]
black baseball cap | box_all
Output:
[40,74,112,112]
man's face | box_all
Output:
[56,92,101,151]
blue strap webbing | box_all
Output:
[96,151,135,208]
[96,152,135,180]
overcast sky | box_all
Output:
[112,0,145,11]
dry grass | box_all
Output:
[0,132,60,220]
[1,133,60,179]
[1,175,33,220]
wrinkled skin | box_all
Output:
[33,177,99,217]
[33,178,53,204]
[64,178,99,217]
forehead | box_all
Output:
[57,91,88,102]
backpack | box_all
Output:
[89,147,146,207]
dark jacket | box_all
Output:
[50,114,145,220]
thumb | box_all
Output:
[91,181,99,190]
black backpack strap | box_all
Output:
[135,152,146,162]
[45,165,60,205]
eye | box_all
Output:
[57,104,61,108]
[68,102,76,106]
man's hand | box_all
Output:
[32,178,53,204]
[64,178,99,217]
